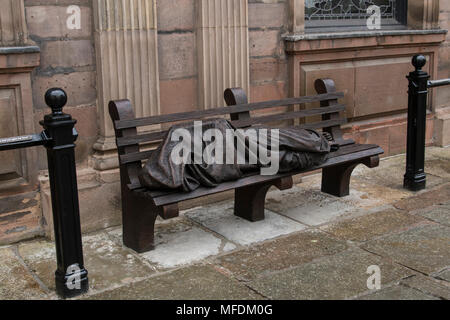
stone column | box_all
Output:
[408,0,440,29]
[0,0,28,46]
[196,0,250,109]
[289,0,304,33]
[92,0,160,170]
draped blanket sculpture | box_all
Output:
[139,119,332,192]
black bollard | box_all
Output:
[40,88,89,298]
[403,55,430,191]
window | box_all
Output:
[305,0,408,31]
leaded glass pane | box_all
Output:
[305,0,400,22]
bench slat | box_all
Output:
[231,104,345,128]
[114,92,345,130]
[118,118,347,164]
[146,144,383,206]
[116,104,346,147]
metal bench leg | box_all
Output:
[234,177,293,222]
[321,156,379,197]
[122,191,158,253]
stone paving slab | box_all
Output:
[0,247,49,300]
[357,285,438,300]
[265,184,357,226]
[247,248,415,300]
[362,224,450,275]
[321,209,426,242]
[348,178,412,209]
[185,201,307,246]
[413,201,450,226]
[400,275,450,299]
[424,157,450,179]
[18,233,153,293]
[352,148,450,194]
[87,265,263,300]
[107,217,237,269]
[2,147,450,300]
[265,174,412,226]
[435,269,450,282]
[214,230,348,282]
[394,183,450,212]
[425,146,450,158]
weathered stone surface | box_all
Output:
[196,0,250,108]
[401,275,450,299]
[39,40,94,70]
[266,183,352,226]
[40,170,121,239]
[32,71,97,109]
[250,81,286,103]
[425,146,450,161]
[353,153,446,190]
[435,269,450,282]
[247,248,414,300]
[160,78,198,115]
[185,201,307,246]
[413,202,450,226]
[249,29,280,57]
[87,265,263,300]
[424,157,450,179]
[157,0,194,31]
[107,217,236,269]
[394,184,450,212]
[250,58,287,85]
[362,224,450,275]
[435,109,450,147]
[0,191,43,245]
[249,2,286,29]
[158,32,196,80]
[347,177,412,208]
[26,5,92,39]
[266,172,412,227]
[0,247,48,300]
[321,209,425,242]
[358,285,438,300]
[18,233,153,292]
[215,230,348,281]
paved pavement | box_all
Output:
[0,147,449,300]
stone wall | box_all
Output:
[24,0,97,168]
[0,0,448,244]
[435,0,450,146]
[249,0,288,102]
[157,0,198,115]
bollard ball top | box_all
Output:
[412,55,427,71]
[45,88,67,114]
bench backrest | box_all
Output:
[109,78,345,189]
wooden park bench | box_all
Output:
[109,78,384,253]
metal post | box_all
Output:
[40,88,89,298]
[403,55,430,191]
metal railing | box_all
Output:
[404,54,450,191]
[0,89,88,298]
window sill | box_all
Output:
[0,45,40,55]
[283,29,447,42]
[284,29,447,53]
